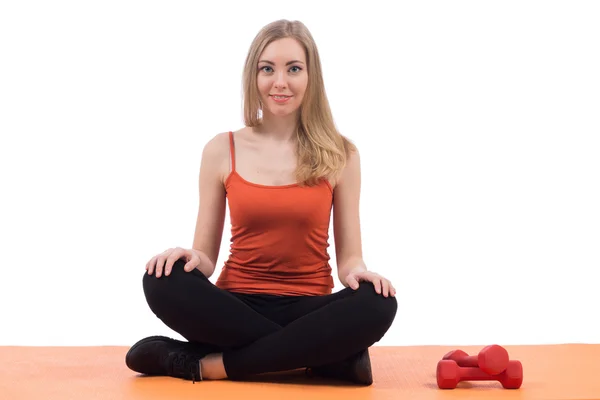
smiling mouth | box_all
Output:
[270,95,292,104]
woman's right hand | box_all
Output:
[145,247,201,278]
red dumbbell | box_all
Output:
[442,344,509,375]
[436,359,523,389]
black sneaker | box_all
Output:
[125,335,212,383]
[307,348,373,386]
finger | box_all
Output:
[184,255,199,272]
[164,249,184,276]
[390,283,396,297]
[381,280,390,297]
[155,256,167,278]
[146,257,156,275]
[373,278,382,294]
[347,275,359,290]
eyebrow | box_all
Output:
[258,60,305,65]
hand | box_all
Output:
[345,267,396,297]
[145,247,201,278]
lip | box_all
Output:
[271,95,292,104]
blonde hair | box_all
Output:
[241,19,357,187]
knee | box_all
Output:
[355,282,398,332]
[142,259,188,306]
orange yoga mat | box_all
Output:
[2,344,599,400]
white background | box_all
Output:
[1,1,598,347]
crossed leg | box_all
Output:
[142,260,397,380]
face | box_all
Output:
[256,37,308,117]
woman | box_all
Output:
[125,19,397,386]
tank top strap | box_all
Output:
[228,131,236,172]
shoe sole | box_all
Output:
[354,349,373,386]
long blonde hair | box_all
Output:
[241,19,357,187]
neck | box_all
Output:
[255,112,299,142]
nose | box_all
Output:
[274,70,288,89]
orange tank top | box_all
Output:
[214,131,335,296]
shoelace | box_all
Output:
[170,353,202,383]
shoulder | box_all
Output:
[330,145,360,190]
[203,127,250,152]
[201,131,230,160]
[345,145,360,168]
[201,130,235,184]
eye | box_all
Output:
[259,66,303,73]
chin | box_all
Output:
[269,109,299,116]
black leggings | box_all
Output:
[142,259,397,380]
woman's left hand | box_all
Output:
[345,267,396,297]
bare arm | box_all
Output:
[332,148,367,286]
[191,132,229,278]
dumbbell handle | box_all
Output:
[451,355,479,368]
[443,345,509,375]
[458,366,501,380]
